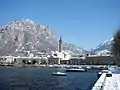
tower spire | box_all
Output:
[58,36,62,65]
[58,36,62,52]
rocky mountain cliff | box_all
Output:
[0,19,86,56]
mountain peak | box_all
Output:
[8,19,35,25]
[0,19,86,56]
[91,38,113,54]
[25,19,34,24]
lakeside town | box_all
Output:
[0,37,115,67]
[0,34,119,90]
[0,0,120,90]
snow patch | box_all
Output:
[93,38,113,50]
[26,19,34,24]
[96,50,110,55]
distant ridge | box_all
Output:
[91,38,113,54]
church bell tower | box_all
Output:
[58,37,62,64]
[58,36,62,52]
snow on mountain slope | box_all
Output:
[91,38,113,54]
[0,19,87,56]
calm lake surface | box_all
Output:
[0,67,99,90]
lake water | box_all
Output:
[0,67,99,90]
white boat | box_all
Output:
[98,70,112,77]
[52,72,67,76]
[49,65,54,68]
[65,67,87,72]
[65,65,70,68]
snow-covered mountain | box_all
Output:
[0,19,86,56]
[91,38,113,55]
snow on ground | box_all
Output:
[103,74,120,90]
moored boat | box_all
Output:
[65,67,87,72]
[48,65,54,68]
[0,63,13,66]
[90,66,108,70]
[52,72,67,76]
[98,70,112,77]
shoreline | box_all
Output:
[0,64,118,68]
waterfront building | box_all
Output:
[13,56,48,65]
[0,54,116,65]
[49,53,115,65]
[49,36,71,65]
[69,55,86,65]
[48,50,71,65]
[84,55,115,65]
[5,56,14,63]
[0,56,14,63]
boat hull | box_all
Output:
[65,69,87,72]
[52,73,67,76]
[52,72,67,76]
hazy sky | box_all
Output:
[0,0,120,50]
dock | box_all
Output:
[92,73,120,90]
[92,73,106,90]
[103,74,120,90]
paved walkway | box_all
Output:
[103,74,120,90]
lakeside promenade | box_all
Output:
[103,74,120,90]
[92,68,120,90]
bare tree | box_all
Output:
[111,28,120,66]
